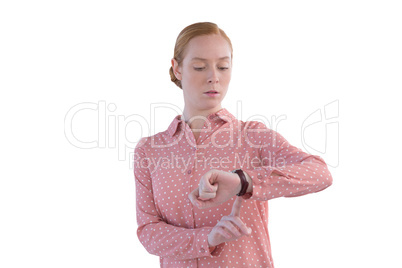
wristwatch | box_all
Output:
[231,169,251,198]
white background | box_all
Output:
[1,0,401,267]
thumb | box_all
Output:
[199,174,218,200]
[201,172,218,191]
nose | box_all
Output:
[207,69,219,84]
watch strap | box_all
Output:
[232,169,249,197]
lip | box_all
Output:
[204,92,220,97]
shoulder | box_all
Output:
[236,119,285,147]
[134,130,169,152]
[134,113,182,154]
[237,119,271,133]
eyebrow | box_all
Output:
[191,56,230,61]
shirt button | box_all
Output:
[187,170,192,174]
[200,247,205,253]
[258,175,262,179]
[208,115,215,120]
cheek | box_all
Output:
[184,72,204,83]
[181,73,201,90]
[221,73,231,84]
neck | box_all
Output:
[182,105,223,129]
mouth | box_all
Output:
[204,90,220,97]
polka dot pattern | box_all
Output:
[134,108,333,267]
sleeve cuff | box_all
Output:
[197,228,224,257]
[242,167,286,201]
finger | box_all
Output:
[199,190,216,200]
[230,196,243,217]
[217,220,242,237]
[188,188,202,208]
[221,215,251,236]
[215,226,232,239]
[200,175,218,194]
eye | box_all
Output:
[194,67,205,71]
[219,67,229,70]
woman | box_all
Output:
[134,22,333,267]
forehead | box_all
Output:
[184,34,231,61]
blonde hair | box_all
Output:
[169,22,233,89]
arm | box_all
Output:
[134,143,219,260]
[242,121,333,201]
[189,122,333,209]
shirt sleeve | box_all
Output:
[242,121,333,201]
[134,141,223,260]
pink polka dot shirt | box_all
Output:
[134,108,333,267]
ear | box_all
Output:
[171,58,182,80]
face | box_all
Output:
[172,34,232,114]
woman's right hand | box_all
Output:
[207,196,251,247]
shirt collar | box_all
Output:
[167,108,236,137]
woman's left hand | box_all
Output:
[207,196,251,247]
[188,169,241,209]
